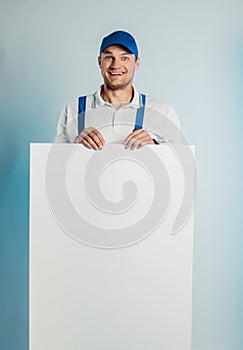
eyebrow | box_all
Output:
[103,50,131,55]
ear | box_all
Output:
[135,57,140,70]
[98,56,101,68]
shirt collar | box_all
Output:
[93,85,141,109]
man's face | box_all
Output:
[98,45,140,90]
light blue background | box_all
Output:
[0,1,242,349]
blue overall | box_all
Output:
[78,94,146,134]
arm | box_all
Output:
[54,105,70,143]
[157,105,182,144]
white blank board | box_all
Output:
[29,143,194,350]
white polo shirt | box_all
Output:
[54,86,181,144]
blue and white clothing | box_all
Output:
[54,86,181,144]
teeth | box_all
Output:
[110,72,124,75]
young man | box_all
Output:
[55,30,181,149]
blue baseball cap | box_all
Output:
[99,30,139,58]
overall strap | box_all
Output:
[78,94,146,134]
[78,95,87,134]
[134,93,146,130]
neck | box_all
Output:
[101,84,134,109]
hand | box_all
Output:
[124,129,154,150]
[74,127,105,150]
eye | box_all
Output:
[121,56,129,61]
[104,55,112,60]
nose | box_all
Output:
[110,57,121,69]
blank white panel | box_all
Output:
[29,144,194,350]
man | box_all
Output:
[55,30,181,149]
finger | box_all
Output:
[82,134,100,150]
[74,128,105,148]
[81,139,93,149]
[92,133,105,148]
[137,139,153,149]
[137,138,154,149]
[92,129,106,145]
[81,128,105,149]
[130,138,143,150]
[83,129,105,148]
[125,137,141,150]
[81,127,95,137]
[127,134,154,150]
[124,131,151,148]
[124,129,144,144]
[132,133,153,142]
[124,129,152,146]
[86,131,104,149]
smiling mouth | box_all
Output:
[108,72,125,76]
